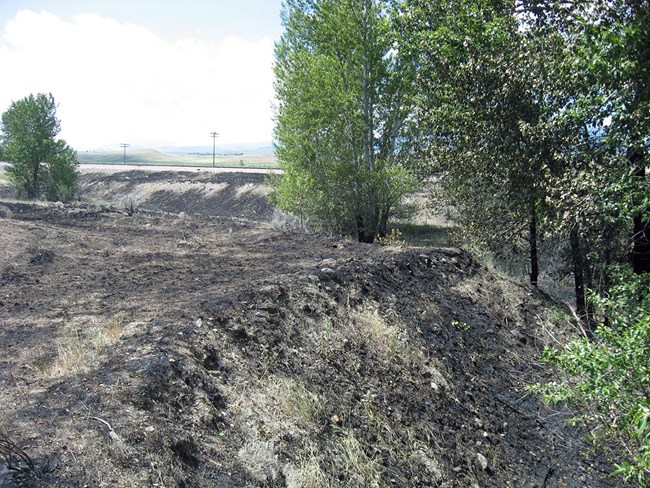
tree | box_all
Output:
[399,0,574,286]
[516,2,650,481]
[1,93,79,202]
[271,0,418,243]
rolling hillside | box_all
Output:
[77,148,278,168]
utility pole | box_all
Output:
[210,132,219,167]
[120,143,130,164]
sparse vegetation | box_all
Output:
[533,271,650,484]
[50,315,124,377]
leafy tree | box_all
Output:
[399,0,574,286]
[271,0,418,243]
[515,2,650,481]
[1,93,79,202]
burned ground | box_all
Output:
[0,170,629,487]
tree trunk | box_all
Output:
[629,151,650,274]
[357,215,366,243]
[378,206,390,238]
[360,0,377,244]
[570,227,592,334]
[529,202,539,287]
[632,213,650,274]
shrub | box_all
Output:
[532,270,650,484]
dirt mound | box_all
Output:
[0,197,625,487]
[78,170,274,222]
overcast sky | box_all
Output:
[0,0,283,150]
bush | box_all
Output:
[532,270,650,484]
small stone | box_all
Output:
[476,453,489,471]
[452,466,462,473]
[510,330,527,344]
[260,284,279,294]
[308,274,320,283]
[319,267,336,281]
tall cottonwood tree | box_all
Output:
[1,93,78,202]
[400,0,573,286]
[271,0,418,242]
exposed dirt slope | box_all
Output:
[78,170,274,223]
[0,173,627,487]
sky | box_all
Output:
[0,0,284,150]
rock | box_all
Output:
[476,453,489,471]
[308,274,320,284]
[510,330,527,344]
[260,284,282,298]
[319,267,336,281]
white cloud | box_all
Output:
[0,10,276,149]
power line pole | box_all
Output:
[210,132,219,167]
[120,143,130,165]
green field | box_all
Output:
[77,148,278,169]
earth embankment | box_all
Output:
[0,170,627,487]
[78,169,275,223]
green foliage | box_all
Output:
[272,0,419,242]
[532,271,650,484]
[44,140,79,202]
[1,93,79,201]
[538,0,650,278]
[397,0,575,284]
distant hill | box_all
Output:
[76,147,277,168]
[161,142,275,154]
[78,149,180,164]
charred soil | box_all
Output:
[0,170,629,487]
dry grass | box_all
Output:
[339,430,382,487]
[352,308,403,361]
[237,429,280,484]
[49,314,125,377]
[271,377,325,425]
[284,444,332,488]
